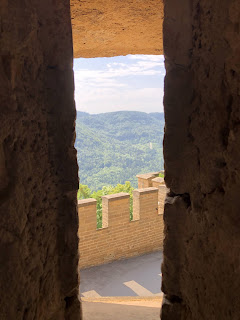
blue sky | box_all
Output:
[73,55,165,114]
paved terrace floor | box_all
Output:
[80,251,163,298]
[82,298,163,320]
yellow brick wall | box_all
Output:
[137,178,153,188]
[78,186,168,269]
[137,172,161,188]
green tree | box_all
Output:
[77,184,92,199]
[75,111,164,191]
[77,181,134,228]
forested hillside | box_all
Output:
[75,111,164,191]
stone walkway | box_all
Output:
[80,251,163,298]
[82,297,163,320]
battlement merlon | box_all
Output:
[133,187,158,220]
[152,177,165,186]
[78,198,97,207]
[102,192,130,201]
[78,198,97,231]
[133,187,159,195]
[136,172,161,188]
[102,192,130,228]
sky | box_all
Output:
[73,55,165,114]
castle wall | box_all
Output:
[2,0,239,319]
[78,187,167,269]
[0,1,80,319]
[162,0,240,319]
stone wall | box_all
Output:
[162,0,240,319]
[0,1,80,319]
[2,0,240,318]
[71,0,164,58]
[78,186,167,269]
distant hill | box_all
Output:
[75,111,164,191]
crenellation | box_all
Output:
[134,187,159,195]
[78,198,97,207]
[78,185,168,269]
[102,193,130,228]
[136,172,161,188]
[78,199,97,232]
[102,192,130,201]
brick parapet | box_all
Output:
[78,198,97,207]
[136,171,163,188]
[78,185,168,269]
[102,192,130,201]
[152,177,165,187]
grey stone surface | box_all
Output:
[80,251,163,297]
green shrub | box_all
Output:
[78,181,134,228]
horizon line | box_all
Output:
[76,110,164,115]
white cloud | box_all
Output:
[128,55,164,62]
[75,86,164,114]
[74,55,164,83]
[74,64,163,84]
[73,55,165,114]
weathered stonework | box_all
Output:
[1,0,240,319]
[71,0,164,58]
[162,0,240,319]
[0,1,80,319]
